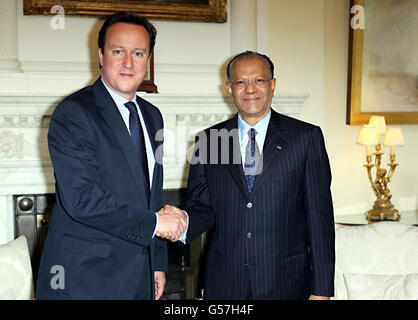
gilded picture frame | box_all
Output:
[347,0,418,125]
[23,0,227,23]
[141,54,158,93]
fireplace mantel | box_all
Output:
[0,92,307,189]
[0,92,308,243]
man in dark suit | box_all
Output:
[36,13,186,300]
[165,51,335,300]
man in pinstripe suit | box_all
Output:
[165,51,335,300]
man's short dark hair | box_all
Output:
[98,12,157,56]
[227,51,275,81]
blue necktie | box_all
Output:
[124,101,150,204]
[244,128,260,194]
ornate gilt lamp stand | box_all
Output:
[357,117,404,222]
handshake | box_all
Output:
[155,205,188,242]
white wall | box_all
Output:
[4,0,417,216]
[322,0,418,215]
[14,0,232,96]
[266,0,417,215]
[266,0,325,127]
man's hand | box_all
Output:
[154,271,166,300]
[155,205,187,241]
[309,295,330,300]
[163,205,187,221]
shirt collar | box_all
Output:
[238,109,271,140]
[101,77,136,107]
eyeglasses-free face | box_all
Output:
[226,57,276,126]
[99,22,150,101]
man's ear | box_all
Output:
[98,48,104,67]
[270,78,277,96]
[226,81,233,97]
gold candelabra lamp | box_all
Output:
[357,116,404,221]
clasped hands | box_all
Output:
[156,205,187,242]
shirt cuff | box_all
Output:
[179,210,189,244]
[153,212,159,238]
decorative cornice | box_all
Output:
[20,61,100,74]
[0,131,23,159]
[19,61,225,75]
[0,93,308,133]
[0,115,50,128]
[0,92,308,190]
[0,93,308,116]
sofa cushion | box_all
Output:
[0,235,34,300]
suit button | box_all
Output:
[247,232,252,239]
[247,202,253,209]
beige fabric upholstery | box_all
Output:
[333,221,418,300]
[0,236,34,300]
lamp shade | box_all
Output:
[383,127,404,146]
[357,125,380,146]
[368,116,386,135]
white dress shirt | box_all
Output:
[180,110,272,244]
[238,109,271,167]
[101,78,158,237]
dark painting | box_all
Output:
[136,0,209,4]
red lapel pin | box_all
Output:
[277,145,282,150]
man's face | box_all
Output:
[226,57,276,125]
[99,22,150,100]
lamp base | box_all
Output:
[366,201,400,221]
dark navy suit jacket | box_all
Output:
[185,109,335,299]
[36,78,166,299]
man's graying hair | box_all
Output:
[227,51,275,81]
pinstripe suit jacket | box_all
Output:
[185,109,335,299]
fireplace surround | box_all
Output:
[0,92,306,298]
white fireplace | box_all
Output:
[0,0,312,245]
[0,93,306,245]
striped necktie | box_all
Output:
[244,128,260,194]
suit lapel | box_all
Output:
[222,115,249,199]
[93,79,149,208]
[222,110,289,198]
[136,96,163,207]
[252,109,289,192]
[136,96,157,155]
